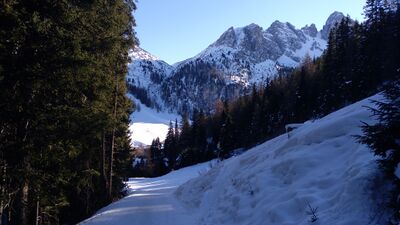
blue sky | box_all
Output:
[134,0,366,64]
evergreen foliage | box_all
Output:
[164,121,177,169]
[0,0,136,224]
[359,78,400,223]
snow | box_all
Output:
[129,123,169,147]
[83,94,386,225]
[234,27,246,45]
[285,123,303,130]
[277,55,298,68]
[293,35,327,60]
[176,94,383,225]
[79,161,216,225]
[132,158,146,167]
[396,163,400,180]
[129,96,179,146]
[126,47,174,114]
[250,59,278,84]
[277,34,327,68]
[129,46,160,61]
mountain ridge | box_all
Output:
[127,11,346,114]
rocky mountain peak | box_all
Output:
[239,23,267,53]
[301,23,318,37]
[268,20,297,32]
[243,23,263,31]
[321,11,345,40]
[213,23,264,49]
[214,27,237,48]
[265,20,306,53]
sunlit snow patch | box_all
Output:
[128,95,179,147]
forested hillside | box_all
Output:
[0,1,137,224]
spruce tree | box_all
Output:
[219,104,235,158]
[175,113,191,168]
[359,78,400,223]
[164,121,177,168]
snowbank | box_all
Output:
[176,95,385,225]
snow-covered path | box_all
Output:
[79,162,211,225]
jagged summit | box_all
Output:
[301,24,318,37]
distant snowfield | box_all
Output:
[82,94,390,225]
[128,96,179,146]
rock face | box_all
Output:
[321,11,345,40]
[302,24,318,38]
[127,12,346,114]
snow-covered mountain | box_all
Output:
[127,47,173,111]
[127,12,346,114]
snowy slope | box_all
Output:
[82,94,388,225]
[126,47,179,146]
[129,96,179,146]
[126,47,174,112]
[176,94,386,225]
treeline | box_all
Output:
[135,113,216,176]
[127,84,157,109]
[138,0,400,182]
[0,1,136,224]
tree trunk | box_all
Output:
[35,200,39,225]
[21,181,29,225]
[109,128,115,199]
[109,72,119,199]
[0,161,6,220]
[102,131,108,190]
